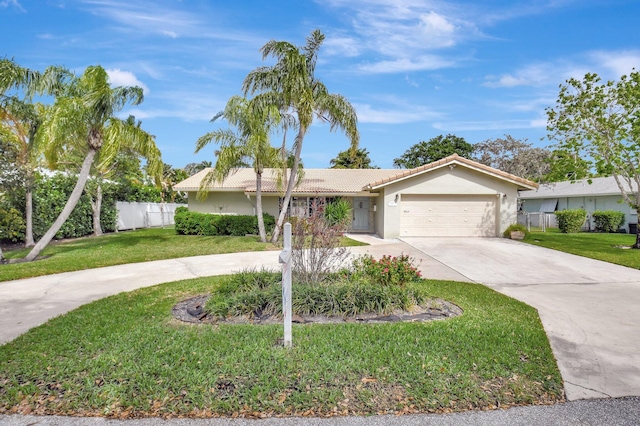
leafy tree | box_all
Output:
[184,160,212,176]
[243,29,359,243]
[472,135,552,181]
[24,65,162,261]
[196,96,281,242]
[330,147,377,169]
[393,134,472,169]
[546,70,640,247]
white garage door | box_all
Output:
[400,194,497,237]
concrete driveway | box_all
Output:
[402,237,640,401]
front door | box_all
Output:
[352,197,370,231]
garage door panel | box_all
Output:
[400,195,496,237]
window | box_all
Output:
[279,196,335,218]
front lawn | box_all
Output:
[0,276,564,418]
[524,229,640,269]
[0,227,366,282]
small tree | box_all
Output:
[291,199,350,285]
[393,134,473,169]
[546,70,640,247]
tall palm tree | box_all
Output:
[195,95,281,242]
[0,60,69,247]
[243,29,360,243]
[24,65,161,261]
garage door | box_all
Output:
[400,194,497,237]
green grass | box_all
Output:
[0,228,366,282]
[524,229,640,269]
[0,277,564,418]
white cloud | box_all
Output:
[484,49,640,89]
[354,102,441,124]
[78,0,201,38]
[358,55,455,73]
[588,50,640,77]
[1,0,25,11]
[324,36,361,57]
[433,119,545,131]
[106,68,149,93]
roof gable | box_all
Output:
[364,154,538,191]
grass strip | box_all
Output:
[0,228,365,282]
[525,229,640,269]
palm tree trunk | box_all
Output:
[255,171,267,243]
[24,148,97,262]
[91,181,103,237]
[270,127,306,243]
[25,187,34,247]
[0,244,5,263]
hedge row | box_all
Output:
[174,207,275,236]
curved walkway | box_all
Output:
[0,237,467,345]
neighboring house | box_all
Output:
[174,154,537,239]
[518,176,638,231]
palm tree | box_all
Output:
[243,29,360,243]
[24,65,161,261]
[0,60,69,247]
[195,96,281,242]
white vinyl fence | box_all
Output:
[116,202,186,231]
[517,211,558,231]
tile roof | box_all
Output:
[519,176,636,199]
[174,154,539,194]
[174,168,397,194]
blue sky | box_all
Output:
[2,0,639,169]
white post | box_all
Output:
[278,222,292,348]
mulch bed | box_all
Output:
[172,294,462,325]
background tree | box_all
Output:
[330,147,377,169]
[472,135,552,181]
[243,29,359,243]
[393,134,472,169]
[184,160,212,176]
[24,65,161,261]
[546,70,640,247]
[159,163,188,203]
[195,96,281,242]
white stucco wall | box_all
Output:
[187,192,280,217]
[378,166,520,239]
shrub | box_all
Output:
[0,207,26,243]
[350,254,422,287]
[291,199,350,285]
[324,197,352,226]
[204,265,430,318]
[592,210,625,233]
[503,223,529,238]
[174,208,275,236]
[555,209,587,233]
